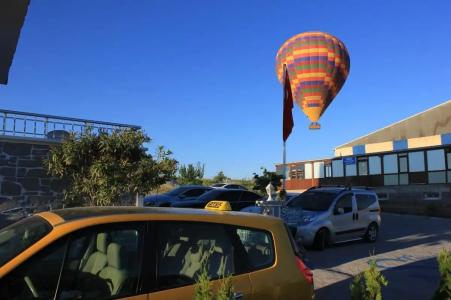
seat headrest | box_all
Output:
[96,233,108,253]
[106,243,122,269]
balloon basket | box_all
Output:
[309,122,321,130]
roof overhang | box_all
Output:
[335,100,451,150]
[0,0,30,85]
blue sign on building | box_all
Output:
[343,157,356,165]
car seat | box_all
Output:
[179,240,211,278]
[208,239,233,277]
[81,233,108,275]
[98,243,127,296]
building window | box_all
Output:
[377,193,389,201]
[313,162,325,179]
[427,149,445,171]
[424,192,441,200]
[369,156,381,175]
[428,171,446,184]
[305,163,312,179]
[346,163,357,176]
[399,173,409,185]
[383,154,398,174]
[447,149,451,169]
[358,157,368,176]
[408,151,425,172]
[384,174,398,185]
[399,154,408,173]
[332,160,343,177]
[325,164,332,178]
[290,164,304,180]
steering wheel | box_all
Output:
[24,276,39,298]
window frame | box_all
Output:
[152,221,275,293]
[55,221,147,299]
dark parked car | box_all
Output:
[171,188,263,211]
[144,185,212,207]
[210,183,248,190]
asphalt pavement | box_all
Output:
[307,213,451,300]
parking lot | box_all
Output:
[308,213,451,300]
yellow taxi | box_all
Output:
[0,202,314,300]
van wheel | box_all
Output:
[313,228,329,250]
[365,223,378,242]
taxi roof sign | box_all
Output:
[205,200,232,211]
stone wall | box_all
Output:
[0,138,65,212]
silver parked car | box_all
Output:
[286,187,381,250]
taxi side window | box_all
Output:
[155,222,275,292]
[156,222,235,290]
[57,223,144,300]
[234,228,274,270]
[0,238,66,300]
[334,194,353,214]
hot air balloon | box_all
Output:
[276,31,350,129]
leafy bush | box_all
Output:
[216,275,234,300]
[194,263,213,300]
[45,128,177,207]
[350,261,388,300]
[432,248,451,300]
[194,260,234,300]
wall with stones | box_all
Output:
[0,138,65,212]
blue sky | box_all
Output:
[1,0,450,178]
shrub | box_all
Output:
[194,260,234,300]
[216,275,234,300]
[350,261,388,300]
[194,263,213,300]
[432,248,451,300]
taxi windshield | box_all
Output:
[0,215,52,267]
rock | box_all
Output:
[3,143,32,156]
[1,181,22,196]
[18,159,43,168]
[31,148,50,156]
[25,168,48,178]
[0,167,15,177]
[17,178,40,191]
[17,168,27,177]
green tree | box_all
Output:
[45,128,177,207]
[212,171,229,183]
[350,261,388,300]
[252,167,284,194]
[432,248,451,300]
[178,162,205,185]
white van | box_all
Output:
[286,187,381,250]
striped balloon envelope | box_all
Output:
[276,32,350,129]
